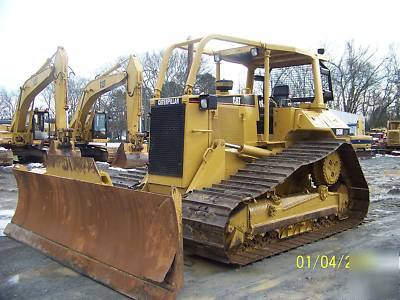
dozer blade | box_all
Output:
[112,142,148,169]
[5,156,183,299]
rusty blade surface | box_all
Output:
[5,168,183,299]
[112,143,148,169]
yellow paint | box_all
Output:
[0,47,68,147]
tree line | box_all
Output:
[0,41,399,138]
[328,41,400,128]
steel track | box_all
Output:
[110,140,370,265]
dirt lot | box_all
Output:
[0,156,399,299]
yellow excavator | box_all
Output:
[0,47,69,162]
[5,35,369,299]
[70,55,148,167]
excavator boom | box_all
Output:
[0,47,69,162]
[70,55,147,166]
[11,47,68,139]
[112,56,148,168]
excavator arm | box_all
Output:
[10,47,68,145]
[112,56,148,168]
[70,55,143,143]
[69,55,147,167]
[125,55,143,144]
[70,72,127,142]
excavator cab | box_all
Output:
[31,109,50,141]
[91,111,108,141]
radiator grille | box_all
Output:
[148,104,185,177]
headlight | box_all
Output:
[334,128,349,136]
[200,98,208,110]
[250,48,259,57]
[213,54,222,63]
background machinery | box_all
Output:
[5,35,369,299]
[368,127,387,152]
[0,47,69,162]
[385,120,400,152]
[70,55,147,166]
[0,147,13,166]
[349,116,373,156]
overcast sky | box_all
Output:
[0,0,398,90]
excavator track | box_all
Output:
[183,140,369,265]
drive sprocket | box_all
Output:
[312,151,341,185]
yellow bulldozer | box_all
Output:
[385,120,400,152]
[5,35,369,299]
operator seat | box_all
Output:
[272,85,290,107]
[256,96,274,135]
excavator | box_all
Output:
[0,47,69,162]
[70,55,148,167]
[5,35,369,299]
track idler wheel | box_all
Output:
[312,151,341,185]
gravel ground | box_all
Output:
[0,156,399,299]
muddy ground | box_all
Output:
[0,156,399,299]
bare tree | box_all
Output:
[329,41,384,113]
[139,50,215,130]
[68,75,88,119]
[368,49,400,127]
[0,88,18,119]
[41,84,55,117]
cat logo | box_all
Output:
[157,98,181,105]
[232,96,241,105]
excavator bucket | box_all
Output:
[47,140,81,158]
[106,145,118,163]
[112,142,148,169]
[5,155,183,299]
